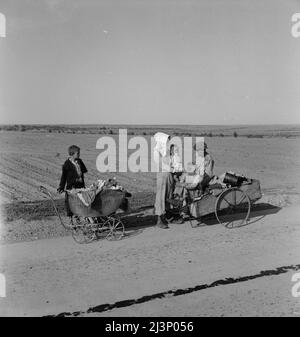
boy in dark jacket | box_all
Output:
[57,145,88,215]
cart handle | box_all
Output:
[39,186,67,229]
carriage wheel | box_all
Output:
[215,188,251,228]
[71,216,96,244]
[94,217,111,240]
[105,216,125,241]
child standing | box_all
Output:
[170,144,183,174]
[57,145,87,192]
[57,145,88,216]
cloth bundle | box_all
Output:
[75,178,125,207]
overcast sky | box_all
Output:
[0,0,299,125]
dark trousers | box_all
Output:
[65,192,73,217]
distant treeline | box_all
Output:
[0,124,298,138]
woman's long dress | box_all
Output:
[154,171,174,216]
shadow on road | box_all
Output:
[246,202,282,224]
[189,202,281,228]
[122,202,282,232]
[123,214,156,230]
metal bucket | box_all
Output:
[223,173,240,186]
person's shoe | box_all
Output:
[165,211,174,224]
[165,216,175,224]
[156,215,169,229]
[157,223,169,229]
[172,217,184,224]
[182,213,190,221]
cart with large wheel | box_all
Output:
[168,174,262,228]
[40,186,131,244]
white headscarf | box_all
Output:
[154,132,170,157]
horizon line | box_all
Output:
[0,123,299,127]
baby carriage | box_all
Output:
[40,185,131,244]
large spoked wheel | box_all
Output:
[71,216,96,244]
[215,187,251,228]
[105,216,125,241]
[94,217,111,240]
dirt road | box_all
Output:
[0,205,300,316]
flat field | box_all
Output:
[1,128,300,202]
[0,127,300,242]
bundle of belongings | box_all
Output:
[73,177,126,207]
[208,171,250,189]
[206,172,249,197]
[172,166,260,201]
[206,171,262,202]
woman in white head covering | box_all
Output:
[153,132,174,228]
[154,132,170,157]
